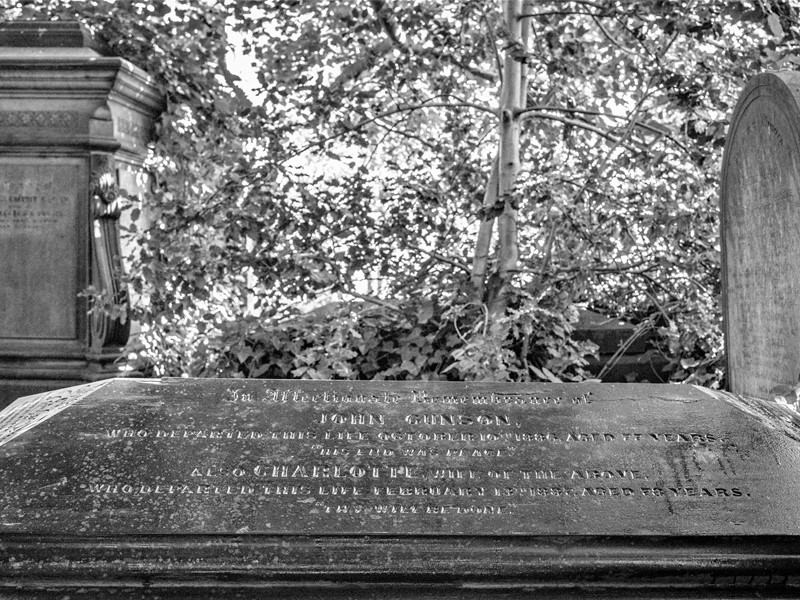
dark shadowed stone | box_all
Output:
[721,71,800,398]
[573,310,667,382]
[0,21,94,48]
[2,378,800,596]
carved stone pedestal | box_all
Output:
[0,22,163,406]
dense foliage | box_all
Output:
[4,0,800,385]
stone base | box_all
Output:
[2,535,799,598]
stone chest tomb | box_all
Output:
[2,378,800,597]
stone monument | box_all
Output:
[720,70,800,398]
[2,378,800,596]
[0,22,163,406]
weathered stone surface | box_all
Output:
[0,159,84,340]
[3,378,800,596]
[721,70,800,398]
[1,378,799,536]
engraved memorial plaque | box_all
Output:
[0,158,84,340]
[2,378,800,536]
[721,71,800,398]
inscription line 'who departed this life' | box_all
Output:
[103,427,721,444]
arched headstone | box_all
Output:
[721,71,800,398]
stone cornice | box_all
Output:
[111,61,165,116]
[0,49,164,116]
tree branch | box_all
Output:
[519,111,643,153]
[340,288,402,313]
[282,101,496,163]
[520,11,605,18]
[517,104,689,152]
[591,15,635,55]
[481,7,504,86]
[368,0,496,82]
[369,0,404,46]
[539,220,559,277]
[426,48,497,82]
[330,39,395,91]
[612,15,659,64]
[530,0,607,8]
[373,117,440,151]
[405,243,471,274]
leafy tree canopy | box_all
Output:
[3,0,799,385]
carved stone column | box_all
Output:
[0,22,164,405]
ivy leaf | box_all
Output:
[416,299,434,325]
[767,14,785,40]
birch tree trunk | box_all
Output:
[478,0,529,316]
[470,156,498,295]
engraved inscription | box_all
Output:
[2,380,791,536]
[0,191,70,232]
[224,387,590,406]
[87,386,749,525]
[0,159,82,339]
